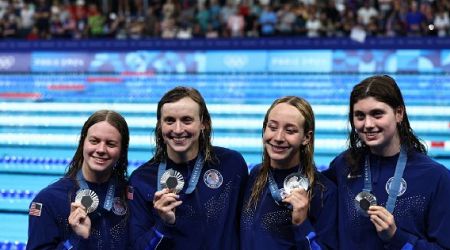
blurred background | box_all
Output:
[0,0,450,248]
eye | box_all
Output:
[285,128,297,134]
[373,110,384,118]
[182,117,194,124]
[89,138,99,144]
[164,117,175,124]
[107,141,118,148]
[267,124,277,131]
[353,112,365,121]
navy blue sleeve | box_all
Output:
[128,176,175,250]
[293,176,338,250]
[27,196,87,250]
[385,168,450,250]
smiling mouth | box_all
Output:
[268,143,289,152]
[93,157,108,163]
[364,131,381,135]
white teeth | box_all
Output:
[172,137,186,143]
[272,145,287,152]
[94,158,107,164]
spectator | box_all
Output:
[305,11,322,37]
[259,4,277,36]
[277,3,296,35]
[357,1,378,27]
[19,2,34,38]
[405,1,425,36]
[34,0,51,38]
[87,3,105,37]
[142,6,159,37]
[434,8,450,37]
[227,7,245,37]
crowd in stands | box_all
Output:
[0,0,449,39]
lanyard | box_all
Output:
[267,170,283,204]
[76,170,116,211]
[157,154,204,194]
[363,146,407,213]
[267,169,295,209]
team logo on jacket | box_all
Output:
[203,169,223,189]
[385,177,407,197]
[112,197,127,216]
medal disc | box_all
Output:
[354,191,377,216]
[75,189,99,213]
[160,169,185,193]
[283,173,309,193]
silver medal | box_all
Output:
[160,169,185,193]
[283,172,309,194]
[75,189,99,213]
[354,191,377,217]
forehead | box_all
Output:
[161,97,201,118]
[86,121,121,140]
[268,103,304,126]
[353,97,392,112]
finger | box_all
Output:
[155,192,179,203]
[370,214,388,229]
[153,189,173,202]
[70,207,88,223]
[160,200,183,212]
[71,202,87,213]
[284,189,308,205]
[370,217,384,232]
[154,195,180,209]
[368,206,393,222]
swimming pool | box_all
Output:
[1,73,449,246]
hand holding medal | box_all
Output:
[280,173,310,225]
[367,206,397,241]
[154,169,185,224]
[69,193,96,239]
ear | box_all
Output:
[395,106,404,123]
[302,130,313,146]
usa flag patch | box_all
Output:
[29,202,43,217]
[127,186,134,200]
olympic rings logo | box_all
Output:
[0,56,15,69]
[223,55,248,69]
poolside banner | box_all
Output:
[31,52,90,72]
[268,51,332,73]
[2,49,449,73]
[0,53,30,72]
[204,51,267,72]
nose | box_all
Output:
[96,142,107,153]
[173,121,183,134]
[274,129,284,142]
[364,116,375,128]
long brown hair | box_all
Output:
[66,110,130,196]
[153,86,216,165]
[346,75,427,175]
[247,96,317,208]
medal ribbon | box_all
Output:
[157,154,204,194]
[76,170,116,211]
[363,146,407,213]
[267,170,283,203]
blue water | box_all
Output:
[1,73,449,245]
